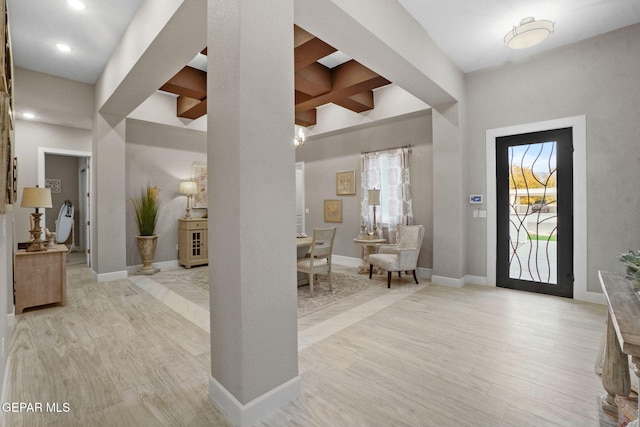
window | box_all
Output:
[360,147,413,243]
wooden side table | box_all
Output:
[353,238,386,274]
[14,244,67,314]
[178,218,208,268]
[599,271,640,425]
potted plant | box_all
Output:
[131,184,160,274]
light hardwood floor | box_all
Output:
[4,265,609,426]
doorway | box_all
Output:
[38,148,91,267]
[496,128,573,297]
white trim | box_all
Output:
[92,269,128,282]
[332,255,362,268]
[431,275,464,288]
[486,115,588,301]
[126,259,180,275]
[417,267,432,279]
[464,275,487,286]
[209,375,301,427]
[37,147,92,260]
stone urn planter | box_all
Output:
[131,184,160,275]
[136,235,159,275]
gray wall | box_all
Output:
[296,111,433,269]
[465,23,640,292]
[125,119,207,266]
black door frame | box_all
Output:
[496,127,574,298]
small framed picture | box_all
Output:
[45,178,61,194]
[324,199,342,223]
[336,171,356,195]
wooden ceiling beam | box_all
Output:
[294,25,336,71]
[295,109,317,127]
[295,62,332,97]
[160,66,207,100]
[332,90,375,113]
[177,95,207,120]
[295,60,390,114]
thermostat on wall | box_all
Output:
[469,194,483,204]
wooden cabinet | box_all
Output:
[14,244,67,314]
[178,218,208,268]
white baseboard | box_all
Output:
[332,255,361,268]
[92,269,128,282]
[464,275,488,286]
[574,290,606,305]
[126,260,180,276]
[456,274,606,304]
[431,275,464,288]
[417,267,432,279]
[209,375,301,427]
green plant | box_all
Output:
[620,250,640,282]
[131,185,160,236]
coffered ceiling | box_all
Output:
[158,26,391,126]
[5,0,640,128]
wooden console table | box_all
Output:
[599,271,640,425]
[14,244,67,314]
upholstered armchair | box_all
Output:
[297,227,337,297]
[368,224,425,288]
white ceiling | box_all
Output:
[6,0,640,83]
[398,0,640,73]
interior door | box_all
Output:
[83,158,91,266]
[496,128,573,298]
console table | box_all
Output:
[599,271,640,426]
[14,244,67,314]
[179,218,208,268]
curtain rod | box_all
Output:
[361,144,412,155]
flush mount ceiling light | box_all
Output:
[56,43,72,52]
[504,17,554,49]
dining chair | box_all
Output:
[296,227,336,297]
[368,224,425,288]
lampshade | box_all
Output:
[179,181,198,195]
[20,187,52,208]
[504,17,554,50]
[368,189,380,206]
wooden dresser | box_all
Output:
[14,244,67,314]
[178,218,208,268]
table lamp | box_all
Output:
[368,188,381,238]
[179,181,198,218]
[21,186,53,252]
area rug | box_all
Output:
[161,267,384,317]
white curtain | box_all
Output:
[360,152,380,235]
[361,147,413,243]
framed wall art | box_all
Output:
[45,178,61,194]
[336,170,356,195]
[324,199,342,223]
[192,163,207,208]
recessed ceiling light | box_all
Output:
[23,112,36,119]
[67,0,86,10]
[56,43,72,53]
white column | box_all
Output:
[91,112,127,281]
[206,1,300,426]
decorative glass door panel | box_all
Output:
[496,128,573,298]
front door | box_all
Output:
[496,128,573,298]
